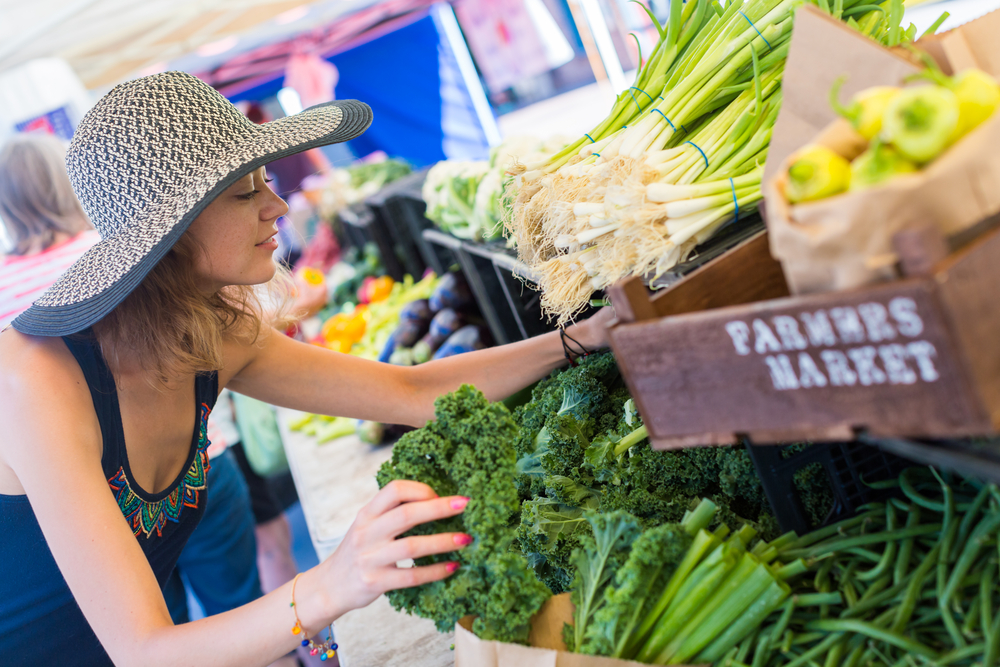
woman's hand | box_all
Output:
[319,480,470,618]
[565,306,615,351]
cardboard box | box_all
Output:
[454,593,662,667]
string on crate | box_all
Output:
[560,328,592,367]
[738,11,773,50]
[685,141,709,169]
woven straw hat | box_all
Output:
[12,71,372,336]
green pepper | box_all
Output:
[785,145,852,203]
[849,142,918,191]
[881,85,959,163]
[830,77,901,140]
[949,69,1000,142]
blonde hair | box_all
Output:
[94,233,293,382]
[0,134,90,255]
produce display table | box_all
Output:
[276,408,456,667]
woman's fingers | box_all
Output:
[373,495,469,540]
[381,560,461,591]
[378,532,472,566]
[358,480,441,520]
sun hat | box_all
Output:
[12,71,372,337]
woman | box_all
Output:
[0,133,98,328]
[0,72,609,666]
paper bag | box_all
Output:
[762,4,1000,294]
[454,593,669,667]
[766,109,1000,294]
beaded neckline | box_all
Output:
[107,403,212,539]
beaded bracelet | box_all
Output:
[290,573,338,661]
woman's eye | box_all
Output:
[237,190,260,200]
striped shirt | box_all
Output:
[0,230,99,328]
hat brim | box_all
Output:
[13,99,372,337]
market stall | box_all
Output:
[271,1,1000,666]
[6,0,1000,665]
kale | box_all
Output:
[566,511,643,652]
[515,497,592,594]
[376,385,550,643]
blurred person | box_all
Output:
[0,134,98,327]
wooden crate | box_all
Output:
[606,225,1000,448]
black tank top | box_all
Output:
[0,330,218,665]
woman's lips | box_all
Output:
[256,231,278,248]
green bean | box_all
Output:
[823,637,846,667]
[734,630,756,664]
[865,476,902,490]
[781,632,845,667]
[911,607,942,627]
[814,557,835,592]
[937,475,966,648]
[847,547,885,563]
[901,468,948,512]
[943,512,1000,607]
[936,642,986,665]
[962,590,981,639]
[795,592,844,606]
[791,632,825,646]
[895,504,921,585]
[957,485,993,553]
[857,504,899,581]
[750,629,772,667]
[807,619,939,658]
[787,508,885,551]
[787,524,943,560]
[893,541,941,633]
[981,560,996,644]
[860,574,892,603]
[842,641,866,667]
[986,601,1000,667]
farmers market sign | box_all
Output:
[722,297,941,391]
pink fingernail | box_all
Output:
[450,497,470,510]
[446,561,460,573]
[454,534,473,546]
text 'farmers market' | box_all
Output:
[724,297,940,391]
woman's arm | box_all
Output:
[225,309,614,427]
[0,332,470,667]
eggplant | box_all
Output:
[432,325,487,360]
[398,299,432,324]
[392,319,428,348]
[429,308,462,340]
[377,329,398,363]
[429,272,473,312]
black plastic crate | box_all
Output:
[364,170,430,280]
[338,203,406,282]
[490,251,557,340]
[746,439,911,535]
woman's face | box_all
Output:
[185,167,289,292]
